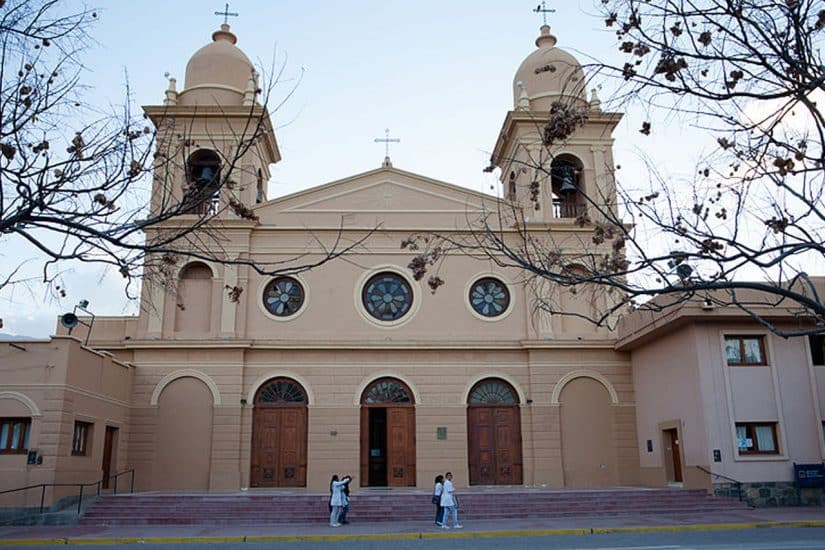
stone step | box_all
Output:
[80,489,749,525]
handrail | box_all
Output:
[696,465,743,502]
[108,468,136,495]
[0,468,135,514]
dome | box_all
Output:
[179,24,254,106]
[513,25,587,111]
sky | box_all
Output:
[0,0,711,338]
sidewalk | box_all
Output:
[1,507,824,545]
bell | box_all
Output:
[557,165,577,196]
[196,166,216,185]
[558,176,577,196]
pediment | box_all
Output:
[254,166,499,229]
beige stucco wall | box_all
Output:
[0,338,132,507]
[107,345,637,491]
[629,319,825,490]
[628,326,706,487]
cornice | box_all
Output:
[88,338,619,352]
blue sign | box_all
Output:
[793,462,825,489]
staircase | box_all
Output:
[80,488,751,525]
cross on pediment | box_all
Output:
[374,128,400,159]
[214,2,239,25]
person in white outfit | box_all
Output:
[439,471,462,529]
[329,474,352,527]
[432,474,445,526]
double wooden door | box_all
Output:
[251,406,307,487]
[360,406,416,487]
[467,406,523,485]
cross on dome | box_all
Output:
[214,2,239,25]
[533,1,555,25]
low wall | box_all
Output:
[714,482,825,507]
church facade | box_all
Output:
[1,21,824,507]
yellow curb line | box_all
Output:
[590,520,825,535]
[1,521,824,545]
[246,533,422,543]
[66,537,246,545]
[0,540,66,547]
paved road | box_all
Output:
[3,527,824,550]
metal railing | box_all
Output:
[696,465,743,501]
[552,199,586,219]
[0,468,135,514]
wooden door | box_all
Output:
[360,407,369,485]
[493,407,522,484]
[360,378,417,487]
[251,407,307,487]
[386,407,416,487]
[468,406,523,485]
[666,428,683,483]
[101,426,117,489]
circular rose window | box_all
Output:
[263,276,305,317]
[362,272,413,321]
[469,277,510,318]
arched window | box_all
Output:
[468,378,519,405]
[508,171,517,201]
[179,262,212,280]
[560,263,598,335]
[174,262,212,333]
[361,378,414,404]
[256,168,265,204]
[186,149,221,215]
[255,378,307,406]
[550,155,585,219]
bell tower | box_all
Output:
[143,23,281,220]
[491,23,624,340]
[491,24,621,226]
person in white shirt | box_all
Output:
[439,471,462,529]
[432,474,445,526]
[329,474,352,527]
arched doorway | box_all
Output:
[156,376,213,490]
[360,378,416,487]
[467,378,523,485]
[559,377,617,487]
[250,378,308,487]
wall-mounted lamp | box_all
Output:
[526,399,533,404]
[240,398,247,405]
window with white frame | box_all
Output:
[736,422,779,455]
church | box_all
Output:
[1,18,824,509]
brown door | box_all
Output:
[251,406,307,487]
[360,378,417,487]
[360,406,416,487]
[665,428,683,483]
[468,406,523,485]
[387,407,416,487]
[101,426,118,489]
